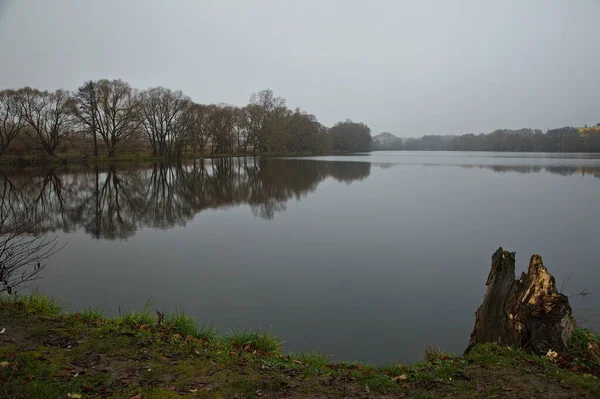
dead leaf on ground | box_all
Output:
[392,373,408,382]
[0,361,10,368]
[66,394,83,399]
[139,324,149,330]
[130,394,142,399]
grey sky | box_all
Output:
[0,0,598,136]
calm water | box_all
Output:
[4,152,600,363]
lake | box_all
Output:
[3,151,600,364]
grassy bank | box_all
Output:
[0,151,353,167]
[0,295,598,398]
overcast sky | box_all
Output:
[0,0,598,136]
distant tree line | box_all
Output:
[0,81,373,158]
[372,132,404,150]
[372,127,600,152]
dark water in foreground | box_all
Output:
[4,152,600,363]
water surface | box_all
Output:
[4,152,600,363]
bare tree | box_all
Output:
[94,80,143,158]
[140,87,190,157]
[0,180,63,294]
[0,90,26,154]
[16,88,74,156]
[262,104,292,153]
[206,105,237,154]
[185,103,210,156]
[233,106,250,152]
[73,80,100,156]
[246,89,286,154]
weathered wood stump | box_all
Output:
[466,247,576,355]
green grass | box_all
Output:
[0,293,64,315]
[1,294,598,398]
[226,328,282,353]
[163,311,219,342]
[422,343,454,362]
[77,306,104,323]
[572,328,600,348]
[116,309,155,327]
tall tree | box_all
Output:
[206,105,237,154]
[0,90,25,154]
[233,107,250,152]
[94,80,143,158]
[287,110,331,153]
[16,88,74,156]
[246,89,286,154]
[140,87,190,157]
[330,120,372,152]
[73,81,100,156]
[185,103,210,156]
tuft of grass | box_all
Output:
[117,309,155,327]
[465,342,524,367]
[571,328,600,349]
[422,344,443,362]
[1,293,64,315]
[422,343,454,362]
[163,310,219,342]
[78,306,104,323]
[164,311,199,337]
[116,300,155,327]
[569,328,600,369]
[227,328,282,353]
[195,323,220,342]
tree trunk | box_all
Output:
[466,247,575,355]
[108,143,116,158]
[92,119,98,157]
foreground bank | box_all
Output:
[0,295,598,398]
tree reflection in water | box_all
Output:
[5,159,596,241]
[0,158,371,239]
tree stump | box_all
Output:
[466,247,576,355]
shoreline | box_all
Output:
[1,294,598,398]
[0,151,361,168]
[2,150,598,168]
